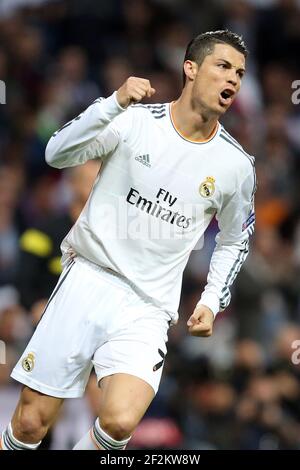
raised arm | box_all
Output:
[45,77,155,169]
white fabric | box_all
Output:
[72,418,130,450]
[45,92,256,318]
[1,422,41,450]
[11,258,169,397]
[72,428,100,450]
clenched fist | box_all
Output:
[116,77,156,108]
[187,304,215,337]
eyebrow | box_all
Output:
[217,58,246,74]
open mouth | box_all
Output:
[219,88,235,106]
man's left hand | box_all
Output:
[187,304,215,337]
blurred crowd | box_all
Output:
[1,0,300,450]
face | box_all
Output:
[186,43,246,116]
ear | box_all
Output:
[183,60,198,82]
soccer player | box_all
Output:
[1,30,256,450]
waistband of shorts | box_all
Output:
[74,255,175,324]
[75,255,135,292]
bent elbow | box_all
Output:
[45,139,63,168]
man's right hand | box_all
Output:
[116,77,156,109]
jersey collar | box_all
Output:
[168,102,220,145]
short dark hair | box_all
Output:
[183,30,248,84]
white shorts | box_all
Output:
[11,257,171,398]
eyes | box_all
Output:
[217,63,244,79]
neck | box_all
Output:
[171,92,219,142]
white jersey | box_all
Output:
[45,92,256,323]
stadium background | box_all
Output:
[1,0,300,450]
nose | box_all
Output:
[227,70,238,87]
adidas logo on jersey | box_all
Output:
[135,154,151,167]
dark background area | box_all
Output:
[1,0,300,450]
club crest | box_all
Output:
[22,352,35,372]
[199,176,215,198]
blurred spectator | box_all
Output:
[16,160,100,313]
